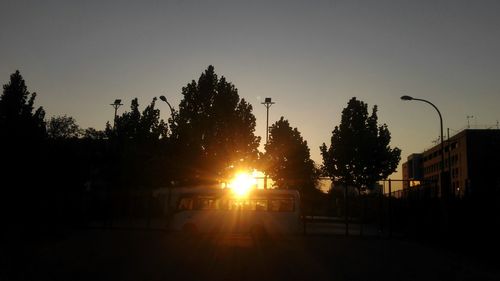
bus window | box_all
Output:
[228,200,240,210]
[226,199,268,211]
[269,199,294,212]
[254,199,267,211]
[218,198,229,210]
[241,200,252,211]
[178,197,193,211]
[196,197,217,210]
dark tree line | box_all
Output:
[0,71,47,227]
[0,67,401,228]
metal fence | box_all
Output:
[26,179,499,248]
[302,179,500,244]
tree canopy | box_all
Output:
[170,65,260,183]
[83,127,106,140]
[0,71,47,218]
[0,70,46,141]
[47,115,82,139]
[263,117,318,191]
[320,97,401,190]
[102,97,171,189]
[106,97,168,141]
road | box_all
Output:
[3,229,499,281]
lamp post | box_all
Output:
[261,97,275,189]
[159,95,176,225]
[159,95,175,118]
[401,95,446,198]
[110,99,123,129]
[261,97,275,144]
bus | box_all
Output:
[168,187,302,235]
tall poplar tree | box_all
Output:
[0,70,46,141]
[170,66,260,183]
[321,97,401,191]
[263,117,318,190]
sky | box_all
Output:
[1,0,499,187]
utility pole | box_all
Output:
[261,97,275,189]
[110,99,123,129]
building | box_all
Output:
[402,153,423,189]
[402,129,500,198]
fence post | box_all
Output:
[166,186,172,231]
[360,193,365,237]
[147,188,152,229]
[388,179,392,238]
[379,182,384,235]
[345,185,349,236]
[303,214,307,236]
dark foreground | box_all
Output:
[3,229,499,281]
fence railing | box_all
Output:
[18,182,498,249]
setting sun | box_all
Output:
[228,172,257,197]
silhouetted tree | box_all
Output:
[83,127,106,139]
[170,65,260,183]
[106,97,168,141]
[102,97,170,190]
[0,70,46,140]
[320,97,401,191]
[47,115,82,139]
[263,117,318,191]
[0,70,46,226]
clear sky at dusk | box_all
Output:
[1,0,499,183]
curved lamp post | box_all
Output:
[401,95,445,197]
[159,95,177,224]
[159,95,175,117]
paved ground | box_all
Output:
[2,228,499,281]
[87,217,383,236]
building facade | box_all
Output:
[402,129,500,198]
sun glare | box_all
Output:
[228,172,257,197]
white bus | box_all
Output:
[168,187,302,235]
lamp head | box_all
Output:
[264,97,272,103]
[114,99,122,105]
[400,95,413,101]
[159,95,167,103]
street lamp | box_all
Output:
[401,95,446,197]
[261,97,275,189]
[159,95,176,222]
[261,97,275,144]
[110,99,123,129]
[159,95,175,118]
